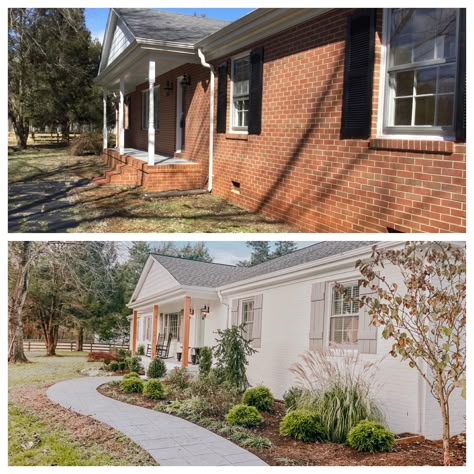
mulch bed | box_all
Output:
[97,382,466,466]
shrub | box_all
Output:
[147,357,167,379]
[126,356,143,373]
[226,404,263,428]
[283,387,304,411]
[163,367,191,390]
[113,348,131,361]
[280,409,327,442]
[137,344,145,356]
[347,421,395,453]
[143,380,165,400]
[69,132,103,156]
[87,351,118,363]
[164,398,207,419]
[123,371,140,380]
[120,377,144,393]
[109,361,119,372]
[243,386,274,412]
[118,361,126,371]
[198,347,213,376]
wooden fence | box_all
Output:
[23,339,129,353]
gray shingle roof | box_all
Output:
[115,8,231,44]
[151,241,376,288]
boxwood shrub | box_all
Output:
[226,404,263,428]
[147,357,167,379]
[120,377,144,393]
[123,372,140,380]
[280,409,327,442]
[347,421,395,453]
[242,386,274,412]
[143,379,165,400]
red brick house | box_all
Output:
[95,8,466,233]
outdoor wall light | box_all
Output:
[181,73,191,87]
[200,305,210,318]
[164,80,173,95]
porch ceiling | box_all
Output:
[96,40,200,94]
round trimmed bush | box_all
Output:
[226,404,263,428]
[280,409,327,442]
[243,385,274,412]
[143,379,165,400]
[120,377,144,393]
[109,361,119,372]
[123,372,140,380]
[147,357,167,379]
[347,421,395,453]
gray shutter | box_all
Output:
[309,282,326,350]
[252,294,263,348]
[231,299,239,327]
[358,281,378,354]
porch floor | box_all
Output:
[120,147,197,166]
[141,355,199,374]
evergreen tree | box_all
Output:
[272,241,298,258]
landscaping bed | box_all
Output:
[97,381,466,466]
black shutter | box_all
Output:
[248,47,264,135]
[340,9,376,139]
[455,8,466,142]
[216,61,228,134]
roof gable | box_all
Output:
[107,17,134,67]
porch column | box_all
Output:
[131,309,138,355]
[182,296,191,368]
[102,89,108,150]
[151,304,159,359]
[119,77,125,154]
[148,59,156,165]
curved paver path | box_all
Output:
[47,377,267,466]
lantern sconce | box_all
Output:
[164,80,173,96]
[181,73,191,87]
[200,305,210,318]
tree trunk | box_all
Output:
[41,312,59,356]
[439,387,451,466]
[10,114,29,149]
[76,326,84,352]
[8,242,32,363]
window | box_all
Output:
[329,283,359,346]
[142,316,152,341]
[142,85,160,130]
[241,299,254,340]
[383,9,459,136]
[231,54,250,131]
[163,313,180,341]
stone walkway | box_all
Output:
[47,377,267,466]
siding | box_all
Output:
[134,262,179,302]
[107,20,132,66]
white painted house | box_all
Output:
[128,241,465,439]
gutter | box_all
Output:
[197,48,214,192]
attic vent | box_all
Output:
[386,227,403,233]
[231,180,241,194]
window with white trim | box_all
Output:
[142,85,160,130]
[329,283,359,347]
[231,54,250,131]
[241,299,254,341]
[143,316,152,341]
[383,8,459,136]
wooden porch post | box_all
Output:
[131,309,138,355]
[151,304,159,359]
[182,296,191,368]
[102,88,108,150]
[148,59,156,166]
[119,77,125,154]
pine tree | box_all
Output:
[272,241,298,258]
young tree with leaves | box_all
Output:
[356,241,466,466]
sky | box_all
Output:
[119,241,318,265]
[84,8,254,43]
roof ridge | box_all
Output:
[150,253,239,268]
[116,8,231,24]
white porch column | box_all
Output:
[119,78,125,154]
[102,88,108,150]
[148,60,156,165]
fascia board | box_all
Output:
[98,9,116,74]
[217,241,402,296]
[196,8,333,61]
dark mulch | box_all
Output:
[97,382,466,466]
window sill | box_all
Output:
[225,133,248,141]
[369,138,454,155]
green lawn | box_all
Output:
[8,145,297,233]
[8,351,157,466]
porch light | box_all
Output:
[181,73,191,87]
[164,80,173,95]
[200,305,210,318]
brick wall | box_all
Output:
[210,9,466,233]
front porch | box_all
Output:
[139,354,199,374]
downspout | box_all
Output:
[198,48,214,192]
[217,289,230,329]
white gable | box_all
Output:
[133,260,179,303]
[107,19,132,67]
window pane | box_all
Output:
[416,67,436,95]
[390,9,415,66]
[437,94,454,126]
[438,64,456,93]
[415,96,435,125]
[394,70,414,96]
[394,97,413,125]
[329,316,359,345]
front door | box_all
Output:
[175,76,186,153]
